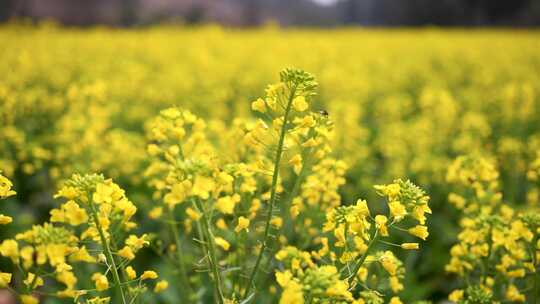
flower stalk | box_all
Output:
[347,230,379,286]
[88,198,128,304]
[243,85,297,299]
[167,208,191,301]
[195,199,225,304]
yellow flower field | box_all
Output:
[0,23,540,303]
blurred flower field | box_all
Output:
[1,23,540,303]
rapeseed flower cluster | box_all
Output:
[446,155,540,303]
[0,174,164,304]
[273,179,430,303]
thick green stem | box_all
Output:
[167,208,191,301]
[243,86,297,300]
[347,231,379,286]
[89,201,127,304]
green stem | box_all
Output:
[108,226,133,295]
[347,231,379,286]
[167,208,192,301]
[481,226,492,284]
[253,149,312,298]
[534,263,538,304]
[532,232,538,303]
[192,203,213,298]
[195,199,225,304]
[243,85,297,300]
[89,200,128,304]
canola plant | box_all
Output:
[0,23,540,303]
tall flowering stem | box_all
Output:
[243,84,297,299]
[88,197,128,304]
[243,68,318,300]
[145,109,204,300]
[167,146,192,301]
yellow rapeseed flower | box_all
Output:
[235,216,250,232]
[141,270,158,280]
[118,246,135,260]
[0,174,16,199]
[91,273,109,291]
[375,215,389,236]
[0,272,12,287]
[154,280,169,292]
[292,96,308,112]
[126,266,137,280]
[0,214,12,225]
[20,295,39,304]
[215,237,230,251]
[408,225,429,240]
[251,98,267,113]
